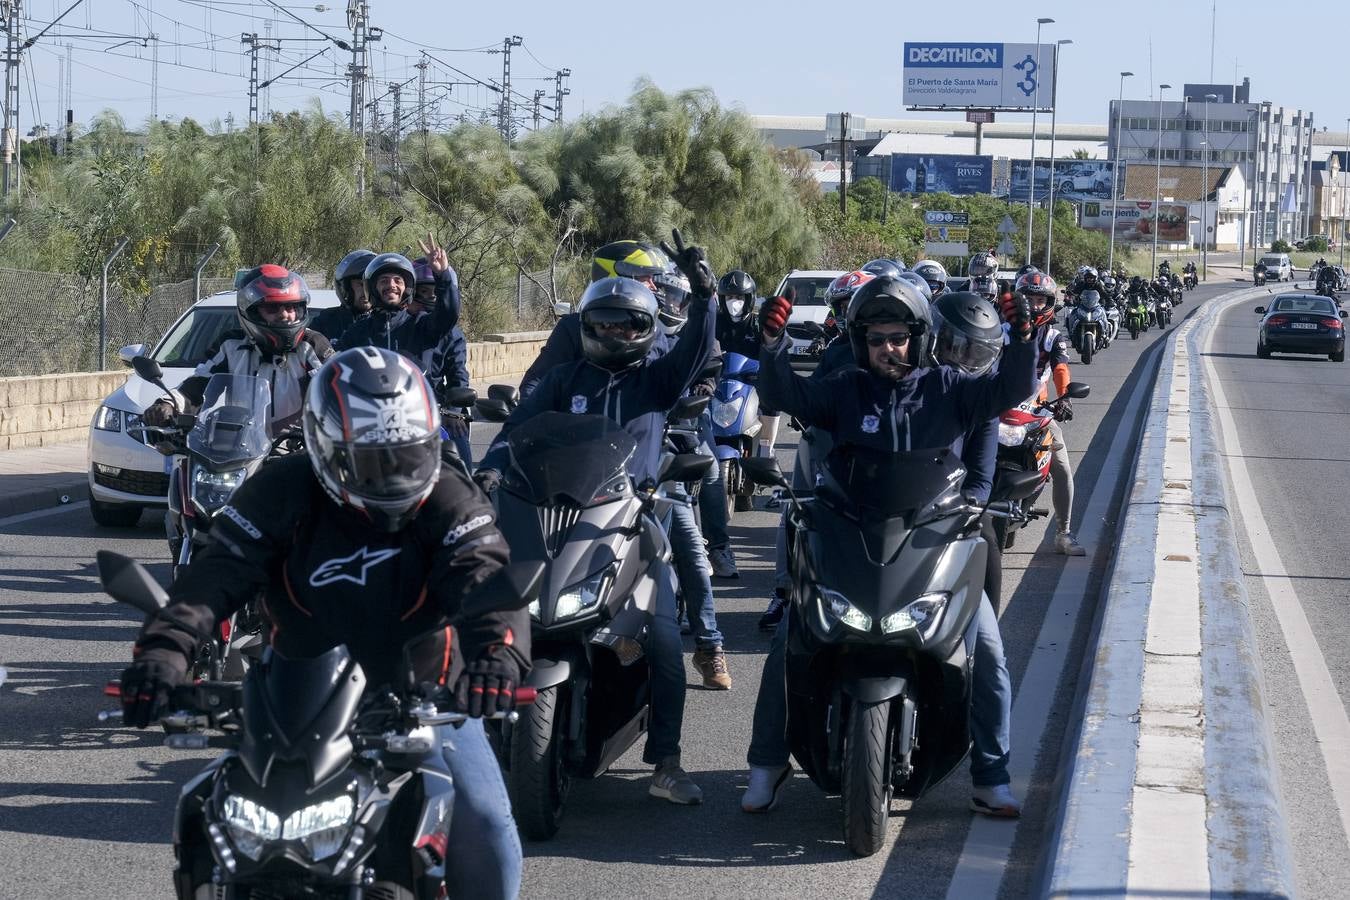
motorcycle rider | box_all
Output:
[416,258,474,468]
[1317,258,1340,296]
[740,276,1039,818]
[143,265,332,431]
[911,259,949,299]
[1254,258,1268,283]
[1016,271,1085,556]
[475,232,719,803]
[120,346,530,900]
[1158,259,1172,279]
[1068,265,1100,302]
[714,268,784,462]
[311,248,375,342]
[335,235,460,364]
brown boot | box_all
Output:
[693,646,732,690]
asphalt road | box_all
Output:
[0,282,1238,899]
[1203,290,1350,898]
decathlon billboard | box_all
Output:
[903,42,1056,112]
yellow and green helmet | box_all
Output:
[590,240,669,283]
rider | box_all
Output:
[475,235,718,803]
[741,276,1039,818]
[311,248,374,342]
[714,268,783,461]
[143,264,332,431]
[416,258,474,468]
[1068,265,1100,301]
[335,238,460,364]
[120,346,529,900]
[911,259,949,299]
[1016,271,1085,556]
[1317,259,1340,295]
[1158,259,1172,279]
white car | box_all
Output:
[87,289,339,527]
[770,270,847,370]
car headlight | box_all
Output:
[710,397,742,429]
[997,422,1028,447]
[554,566,613,621]
[222,794,281,860]
[92,404,123,432]
[285,794,355,861]
[192,465,247,513]
[881,592,949,638]
[819,588,871,632]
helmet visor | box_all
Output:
[582,308,653,338]
[937,329,1002,376]
[331,434,440,501]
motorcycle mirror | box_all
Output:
[1000,468,1046,502]
[660,452,714,484]
[487,384,520,408]
[380,214,405,245]
[461,561,546,620]
[1064,382,1091,400]
[1340,311,1347,319]
[442,386,478,409]
[698,359,724,382]
[552,301,572,318]
[1254,306,1266,314]
[132,355,165,385]
[739,455,789,489]
[474,398,511,423]
[96,550,169,616]
[672,395,710,420]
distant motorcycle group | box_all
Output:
[1060,260,1191,363]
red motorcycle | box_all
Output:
[989,382,1090,549]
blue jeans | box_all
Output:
[666,493,723,649]
[747,596,1011,787]
[696,414,729,550]
[437,718,522,900]
[644,558,688,764]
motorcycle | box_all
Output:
[94,550,543,900]
[1154,294,1173,328]
[1064,292,1108,364]
[1126,293,1150,339]
[738,448,1044,857]
[710,352,762,518]
[1183,270,1198,290]
[1103,300,1121,346]
[1254,266,1268,286]
[989,383,1089,550]
[471,403,711,840]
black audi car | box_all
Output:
[1255,293,1347,361]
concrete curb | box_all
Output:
[0,477,88,520]
[1046,286,1297,899]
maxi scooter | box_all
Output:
[710,351,762,519]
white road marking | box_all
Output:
[945,338,1168,899]
[0,500,89,529]
[1202,300,1350,845]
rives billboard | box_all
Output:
[888,154,994,196]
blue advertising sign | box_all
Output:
[1006,159,1114,202]
[890,154,994,196]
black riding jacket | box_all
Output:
[133,455,527,692]
[335,268,461,366]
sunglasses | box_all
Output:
[865,332,911,349]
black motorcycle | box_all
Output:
[741,448,1042,857]
[96,551,542,900]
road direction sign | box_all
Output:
[997,234,1016,256]
[997,214,1017,234]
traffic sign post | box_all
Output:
[923,210,970,258]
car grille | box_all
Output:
[539,504,583,558]
[92,465,169,497]
[785,324,821,341]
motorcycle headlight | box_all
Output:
[819,588,872,632]
[284,794,355,861]
[710,397,742,429]
[192,465,247,513]
[222,794,281,860]
[997,422,1028,447]
[528,599,541,619]
[554,565,614,621]
[881,592,950,638]
[92,404,123,432]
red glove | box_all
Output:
[1001,293,1033,343]
[760,295,793,342]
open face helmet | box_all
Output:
[363,253,417,313]
[334,249,376,312]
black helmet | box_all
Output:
[578,276,659,371]
[897,270,933,303]
[932,291,1004,376]
[861,258,905,280]
[845,275,933,371]
[236,264,311,354]
[1016,263,1040,278]
[334,248,376,311]
[1080,266,1099,287]
[302,346,442,533]
[717,270,756,322]
[591,240,668,282]
[911,259,949,298]
[364,253,417,313]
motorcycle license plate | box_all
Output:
[1290,322,1318,329]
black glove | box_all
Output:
[1001,293,1034,343]
[1055,398,1074,422]
[473,468,501,495]
[442,412,470,438]
[119,656,184,728]
[659,228,716,300]
[690,381,715,398]
[453,651,521,718]
[143,399,175,427]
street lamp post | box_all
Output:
[1151,83,1172,276]
[1108,71,1134,274]
[1024,17,1054,265]
[1343,117,1349,268]
[1202,93,1218,280]
[1044,39,1072,274]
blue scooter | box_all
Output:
[710,352,761,518]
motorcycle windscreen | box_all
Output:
[506,412,638,507]
[187,373,273,468]
[722,351,760,378]
[239,645,366,790]
[820,444,967,523]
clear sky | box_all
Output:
[16,0,1344,137]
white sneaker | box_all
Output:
[741,764,792,813]
[1055,531,1087,556]
[970,783,1021,818]
[708,546,739,579]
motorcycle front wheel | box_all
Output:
[1079,334,1094,365]
[508,685,570,841]
[842,699,893,857]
